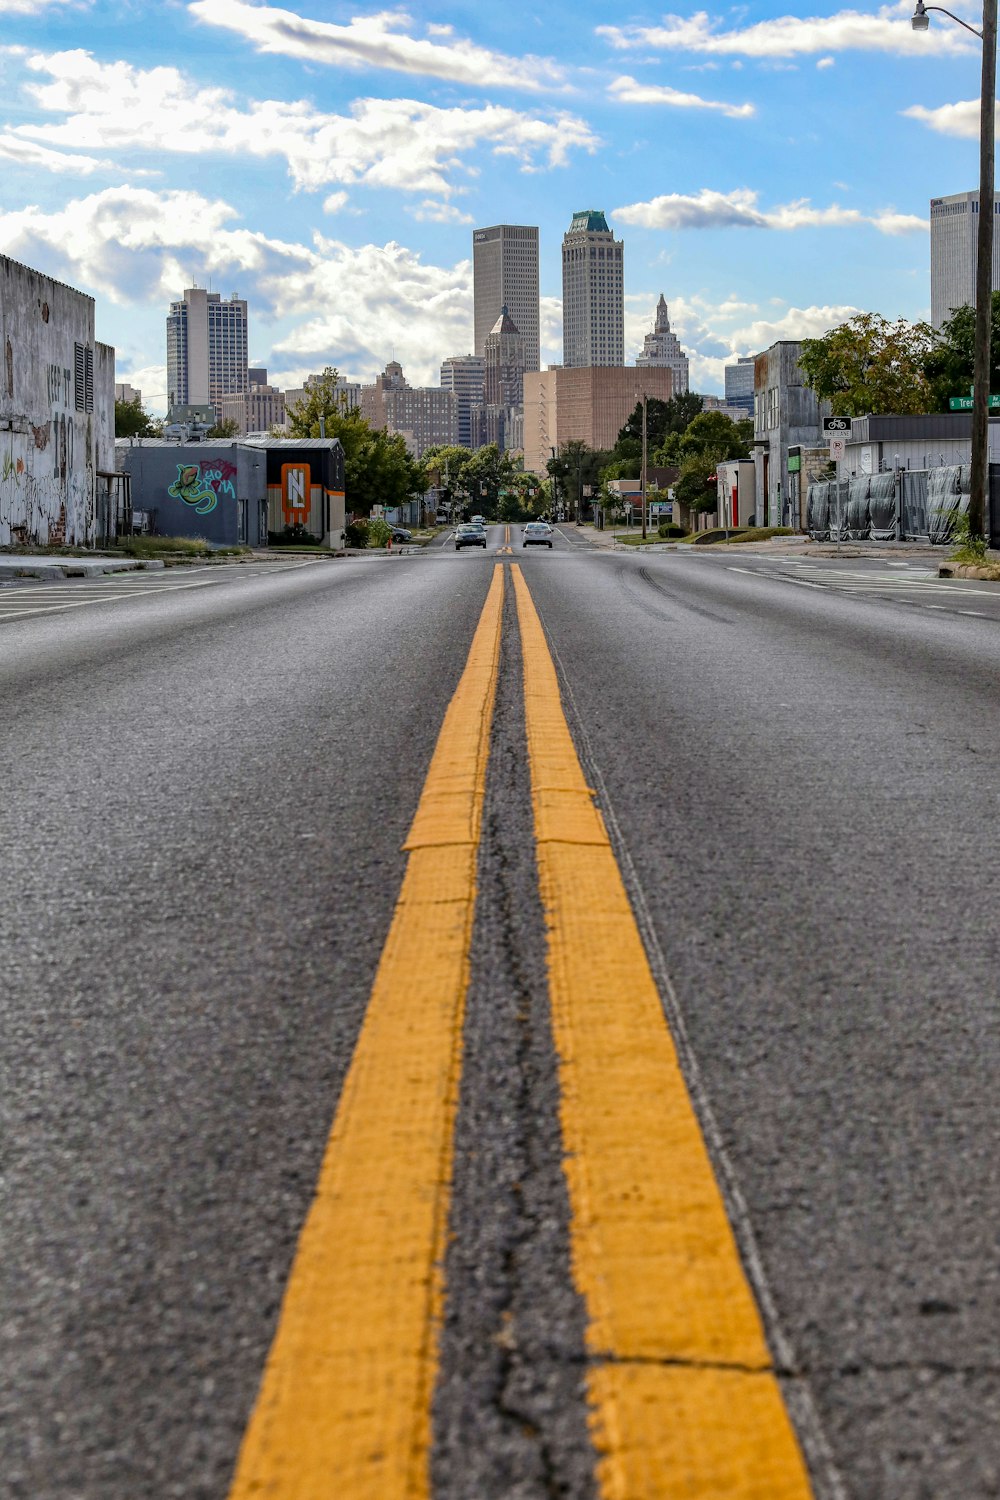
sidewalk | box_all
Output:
[0,554,162,581]
[564,524,946,563]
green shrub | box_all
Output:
[344,519,370,548]
[950,508,990,563]
[657,521,686,538]
[116,535,210,558]
[367,517,392,548]
[268,523,317,546]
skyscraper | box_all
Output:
[561,210,624,368]
[930,190,1000,328]
[440,355,485,449]
[473,225,539,373]
[724,356,755,416]
[166,287,248,415]
[473,307,527,453]
[635,295,689,392]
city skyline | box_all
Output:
[0,1,980,414]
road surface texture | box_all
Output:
[3,529,999,1499]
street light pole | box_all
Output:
[640,394,649,540]
[914,0,996,544]
[974,0,997,544]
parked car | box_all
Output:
[455,524,487,550]
[522,521,553,549]
[388,525,411,542]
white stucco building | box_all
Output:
[1,255,116,546]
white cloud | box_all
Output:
[0,0,75,11]
[322,191,350,214]
[817,55,836,68]
[597,5,974,59]
[116,361,168,410]
[612,187,926,234]
[188,0,569,92]
[608,74,755,117]
[624,290,864,386]
[0,184,476,388]
[408,200,475,224]
[15,49,597,199]
[903,98,981,137]
[728,304,862,348]
[0,130,115,173]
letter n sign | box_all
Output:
[282,463,311,528]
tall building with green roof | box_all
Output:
[561,209,624,369]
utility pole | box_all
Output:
[640,394,649,540]
[972,0,997,544]
[912,0,997,545]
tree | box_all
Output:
[673,452,720,514]
[658,410,753,466]
[286,373,423,515]
[547,439,611,519]
[924,292,1000,410]
[460,444,515,517]
[611,393,704,467]
[115,397,158,438]
[422,444,473,513]
[206,417,240,439]
[799,313,936,417]
[285,366,345,433]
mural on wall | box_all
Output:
[167,459,237,515]
[281,462,311,529]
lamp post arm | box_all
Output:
[920,3,984,35]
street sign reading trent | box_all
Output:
[949,395,1000,410]
[822,417,850,433]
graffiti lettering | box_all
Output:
[167,463,219,514]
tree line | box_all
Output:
[799,301,1000,417]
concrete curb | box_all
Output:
[0,555,148,580]
[938,562,1000,581]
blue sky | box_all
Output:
[0,0,987,412]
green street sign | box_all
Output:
[949,395,1000,410]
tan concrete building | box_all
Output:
[218,381,286,436]
[523,366,674,475]
[362,362,458,458]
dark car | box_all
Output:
[455,524,487,550]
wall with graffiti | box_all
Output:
[121,442,268,547]
[0,255,115,547]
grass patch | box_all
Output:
[720,526,796,544]
[115,535,250,561]
[613,531,669,546]
[676,526,795,546]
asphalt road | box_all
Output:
[3,532,1000,1498]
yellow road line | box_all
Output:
[511,565,813,1499]
[228,565,505,1500]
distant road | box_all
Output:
[3,545,999,1498]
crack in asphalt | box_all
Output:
[431,577,598,1500]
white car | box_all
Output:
[522,522,553,549]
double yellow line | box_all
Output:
[228,565,813,1499]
